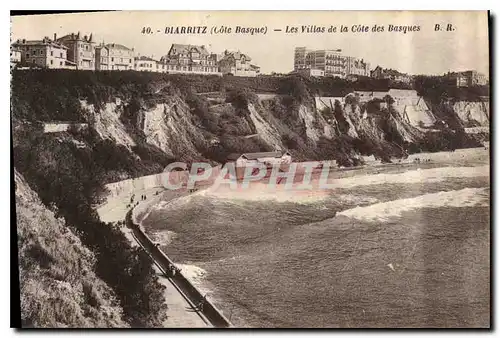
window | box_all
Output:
[26,53,30,58]
[111,57,114,62]
[120,58,123,63]
[51,51,53,56]
[129,59,131,63]
[60,52,63,58]
[50,60,53,65]
[60,61,63,66]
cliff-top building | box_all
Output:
[370,66,412,84]
[160,44,219,75]
[11,36,69,69]
[56,32,96,70]
[95,43,135,71]
[218,50,260,77]
[446,70,488,87]
[134,55,158,72]
[10,46,22,66]
[293,47,370,79]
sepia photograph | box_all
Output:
[10,10,490,328]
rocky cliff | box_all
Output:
[453,100,490,127]
[12,70,487,176]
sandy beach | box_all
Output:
[97,185,210,328]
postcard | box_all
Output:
[11,10,490,328]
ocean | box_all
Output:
[141,148,490,328]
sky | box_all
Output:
[11,11,489,76]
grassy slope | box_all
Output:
[15,170,128,328]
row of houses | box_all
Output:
[10,32,261,77]
[368,67,488,87]
[293,47,371,79]
[291,46,488,87]
[292,46,414,83]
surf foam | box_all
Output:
[327,165,489,189]
[338,187,489,222]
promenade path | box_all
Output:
[97,187,210,328]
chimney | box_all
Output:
[54,33,57,41]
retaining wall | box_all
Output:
[43,122,88,133]
[125,209,231,328]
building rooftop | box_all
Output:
[12,38,68,49]
[221,50,252,62]
[57,32,95,43]
[104,43,134,51]
[169,44,210,56]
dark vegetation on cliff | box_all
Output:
[13,71,176,327]
[14,129,168,327]
[12,70,486,326]
[413,75,489,103]
[12,68,486,177]
[10,69,398,122]
[15,171,128,327]
[12,69,484,179]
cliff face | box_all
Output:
[72,86,486,168]
[452,101,489,127]
[15,170,127,328]
[12,71,487,173]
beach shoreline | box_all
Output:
[97,186,212,328]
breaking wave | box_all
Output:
[327,165,489,189]
[338,187,489,222]
[175,263,211,295]
[149,230,177,246]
